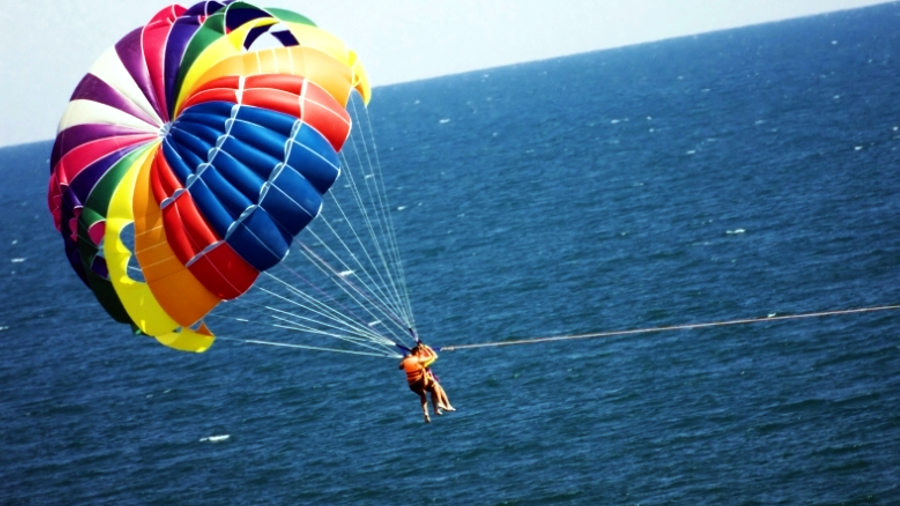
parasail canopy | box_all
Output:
[48,1,375,352]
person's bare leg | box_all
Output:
[430,390,443,415]
[439,384,454,411]
[432,381,454,412]
[440,389,455,411]
[419,393,430,423]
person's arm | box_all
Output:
[419,346,437,368]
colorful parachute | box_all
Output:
[48,1,371,352]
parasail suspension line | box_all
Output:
[225,93,418,357]
[216,335,402,358]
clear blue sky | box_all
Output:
[0,0,891,147]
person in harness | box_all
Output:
[399,342,455,423]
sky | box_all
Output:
[0,0,892,147]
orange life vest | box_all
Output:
[402,356,424,383]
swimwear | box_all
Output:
[408,375,435,395]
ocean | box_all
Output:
[2,3,899,504]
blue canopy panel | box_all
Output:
[166,101,342,272]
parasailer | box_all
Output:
[399,342,455,423]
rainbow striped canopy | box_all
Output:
[48,1,370,351]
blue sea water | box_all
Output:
[2,4,900,504]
